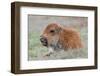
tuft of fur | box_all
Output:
[58,26,83,50]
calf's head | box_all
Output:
[40,23,62,47]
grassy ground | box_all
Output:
[28,27,88,61]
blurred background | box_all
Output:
[28,15,88,60]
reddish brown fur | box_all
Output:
[59,27,83,50]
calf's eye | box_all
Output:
[50,30,55,33]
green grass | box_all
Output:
[28,27,88,60]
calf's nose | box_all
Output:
[40,37,47,42]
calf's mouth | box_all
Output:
[40,37,48,46]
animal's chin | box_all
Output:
[41,42,48,47]
[42,43,48,46]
